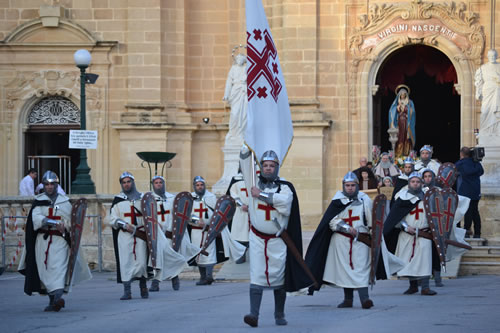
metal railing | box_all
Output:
[1,215,103,272]
[28,155,72,194]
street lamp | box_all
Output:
[71,49,98,194]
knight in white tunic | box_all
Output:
[189,176,247,286]
[240,148,312,327]
[384,172,437,296]
[414,145,441,175]
[226,172,250,244]
[18,171,91,312]
[149,175,199,292]
[189,176,218,285]
[109,172,150,300]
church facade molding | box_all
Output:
[346,0,483,158]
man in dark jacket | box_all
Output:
[455,147,484,238]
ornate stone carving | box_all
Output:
[28,96,80,125]
[6,70,100,109]
[349,1,484,63]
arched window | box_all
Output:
[28,96,80,126]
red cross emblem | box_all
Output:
[258,203,276,221]
[410,206,424,220]
[247,29,282,102]
[157,203,170,222]
[124,204,142,225]
[241,188,248,197]
[214,205,232,231]
[431,197,444,235]
[443,197,454,232]
[194,203,208,219]
[343,210,360,226]
[46,208,61,221]
[175,201,191,234]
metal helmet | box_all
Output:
[120,171,135,182]
[437,162,458,188]
[152,175,165,183]
[342,171,359,184]
[261,150,279,165]
[42,170,59,184]
[260,150,280,182]
[193,176,206,196]
[403,156,415,165]
[420,145,433,154]
[408,171,422,182]
[342,171,359,199]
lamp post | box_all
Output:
[71,49,97,194]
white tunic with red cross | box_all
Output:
[240,151,292,287]
[228,175,250,242]
[30,193,73,293]
[109,193,149,282]
[153,192,199,266]
[395,189,433,277]
[323,191,373,288]
[190,191,218,266]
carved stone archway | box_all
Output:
[347,0,485,162]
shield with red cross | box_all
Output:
[171,191,193,252]
[370,194,386,288]
[437,162,458,188]
[201,195,236,254]
[141,192,158,268]
[423,187,459,269]
[68,198,87,286]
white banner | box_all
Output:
[69,130,98,149]
[245,0,293,165]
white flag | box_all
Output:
[245,0,293,165]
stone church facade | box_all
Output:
[0,0,499,239]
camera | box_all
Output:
[471,147,485,162]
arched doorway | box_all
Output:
[24,96,81,193]
[372,45,460,163]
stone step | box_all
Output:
[461,254,500,263]
[458,261,500,275]
[464,238,487,246]
[466,246,500,256]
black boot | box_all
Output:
[338,288,354,308]
[52,289,65,312]
[196,267,208,285]
[44,295,55,312]
[244,285,263,327]
[120,281,132,300]
[403,280,419,295]
[149,279,160,292]
[274,287,287,326]
[171,276,180,291]
[358,287,373,309]
[206,265,214,285]
[140,277,149,299]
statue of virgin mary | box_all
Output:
[388,85,416,157]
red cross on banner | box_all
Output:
[245,0,293,166]
[410,206,424,220]
[257,203,275,221]
[343,210,360,226]
[157,203,170,222]
[194,203,208,219]
[46,208,61,221]
[124,205,142,225]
